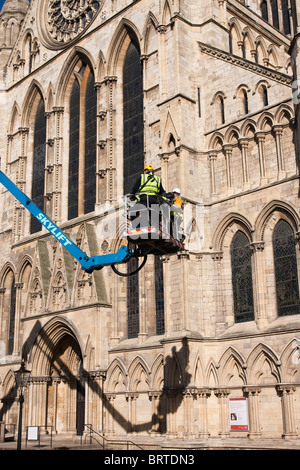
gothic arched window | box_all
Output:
[231,231,254,323]
[271,0,279,29]
[123,37,144,338]
[281,0,291,35]
[123,39,144,194]
[68,62,97,220]
[273,220,300,317]
[261,0,269,21]
[155,255,165,335]
[31,97,46,233]
[127,255,139,338]
[7,276,16,355]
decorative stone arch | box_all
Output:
[28,317,86,434]
[164,345,184,388]
[224,125,240,145]
[106,18,142,77]
[106,358,128,392]
[142,11,159,54]
[208,131,224,151]
[0,262,16,286]
[0,369,18,426]
[228,16,243,43]
[55,46,96,106]
[29,316,85,376]
[192,352,205,387]
[21,79,45,128]
[240,118,257,138]
[256,110,274,131]
[212,212,254,252]
[274,103,294,125]
[44,82,55,114]
[150,354,164,390]
[247,343,281,385]
[280,338,300,383]
[7,101,21,135]
[161,109,181,153]
[205,359,219,388]
[254,35,268,65]
[128,355,151,391]
[267,44,279,67]
[218,347,247,387]
[233,84,251,100]
[161,0,173,25]
[96,49,106,83]
[242,27,255,60]
[254,199,300,242]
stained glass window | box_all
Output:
[123,38,144,338]
[231,231,254,323]
[127,255,139,338]
[273,220,300,316]
[84,70,97,214]
[68,77,80,220]
[261,0,268,21]
[68,62,96,219]
[31,98,46,233]
[7,276,16,355]
[281,0,291,35]
[123,40,144,194]
[155,256,165,335]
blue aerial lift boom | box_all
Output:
[0,170,184,276]
[0,170,133,274]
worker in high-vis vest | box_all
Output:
[130,164,166,228]
[170,188,184,239]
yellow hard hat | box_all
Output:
[144,164,154,171]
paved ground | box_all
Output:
[1,434,300,451]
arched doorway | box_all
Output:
[30,319,86,436]
[46,335,85,435]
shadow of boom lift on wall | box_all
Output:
[0,321,192,439]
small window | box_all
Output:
[271,0,279,29]
[231,231,254,323]
[261,0,269,21]
[273,220,300,317]
[281,0,291,35]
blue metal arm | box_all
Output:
[0,170,132,272]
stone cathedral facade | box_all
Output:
[0,0,300,444]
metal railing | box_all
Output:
[81,424,144,450]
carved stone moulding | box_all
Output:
[37,0,104,50]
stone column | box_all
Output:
[243,386,262,439]
[149,391,163,433]
[183,389,195,438]
[208,152,217,195]
[255,131,268,184]
[276,384,298,439]
[127,393,138,434]
[214,388,231,438]
[250,241,268,329]
[239,138,250,190]
[166,390,178,437]
[105,393,116,435]
[196,388,211,438]
[223,144,233,192]
[273,125,286,179]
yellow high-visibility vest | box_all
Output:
[138,173,161,195]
